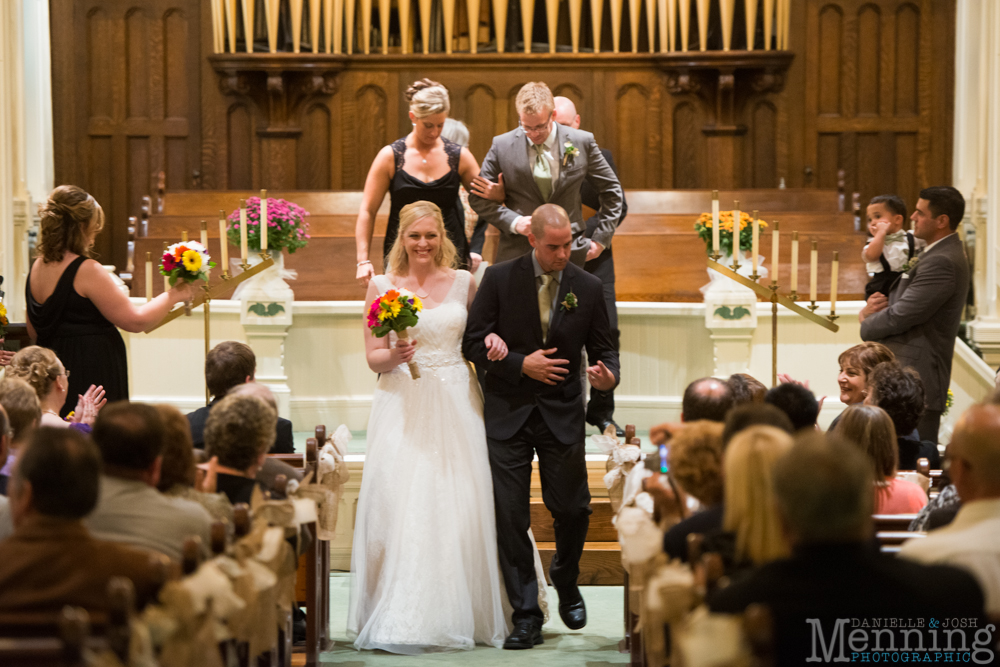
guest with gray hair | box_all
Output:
[441,118,488,273]
[709,433,987,665]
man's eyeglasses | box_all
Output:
[519,115,552,134]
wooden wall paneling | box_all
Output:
[672,101,701,188]
[616,84,649,187]
[356,85,389,187]
[228,104,254,188]
[328,85,344,187]
[895,3,920,117]
[817,4,842,116]
[751,101,777,187]
[465,85,497,164]
[926,0,955,186]
[856,3,880,116]
[895,131,918,208]
[299,104,333,188]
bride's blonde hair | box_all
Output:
[386,201,457,275]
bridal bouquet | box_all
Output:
[694,211,768,257]
[367,289,423,379]
[160,241,216,315]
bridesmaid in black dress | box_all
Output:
[26,186,194,415]
[354,79,484,287]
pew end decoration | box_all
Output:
[226,196,311,256]
[592,423,642,513]
[367,288,423,379]
[160,241,216,316]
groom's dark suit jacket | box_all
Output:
[463,254,620,445]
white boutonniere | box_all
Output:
[562,142,579,166]
[900,256,920,279]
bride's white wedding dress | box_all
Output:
[348,270,509,653]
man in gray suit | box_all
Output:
[860,186,970,444]
[468,82,623,267]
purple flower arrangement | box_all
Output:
[227,197,311,254]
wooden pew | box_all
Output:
[877,531,926,554]
[872,514,920,532]
[0,606,90,667]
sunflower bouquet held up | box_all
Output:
[160,241,216,315]
[367,289,423,379]
[694,211,768,257]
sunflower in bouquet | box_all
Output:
[367,289,423,379]
[694,211,768,257]
[160,241,216,314]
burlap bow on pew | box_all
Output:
[292,424,351,540]
[592,431,642,512]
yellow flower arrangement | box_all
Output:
[181,249,202,272]
[694,212,769,256]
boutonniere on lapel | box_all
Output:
[562,142,579,166]
[900,256,920,279]
[560,291,578,312]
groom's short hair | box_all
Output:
[516,82,554,116]
[530,204,571,239]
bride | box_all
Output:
[348,200,513,653]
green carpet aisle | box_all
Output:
[318,574,630,666]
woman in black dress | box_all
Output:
[354,79,483,287]
[26,186,194,414]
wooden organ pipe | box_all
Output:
[696,0,709,51]
[467,0,481,53]
[493,0,509,52]
[443,0,456,53]
[211,0,223,53]
[744,0,756,49]
[266,0,281,52]
[678,0,689,50]
[546,0,559,53]
[609,0,622,52]
[360,0,372,53]
[241,0,254,53]
[719,0,734,51]
[628,0,640,52]
[763,0,773,50]
[311,0,322,52]
[399,0,413,53]
[291,0,304,52]
[591,0,604,53]
[645,0,656,52]
[419,0,433,53]
[377,0,390,52]
[345,0,356,53]
[568,0,583,52]
[225,0,237,53]
[520,0,535,53]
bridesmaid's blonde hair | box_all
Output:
[37,185,105,263]
[406,79,450,119]
[387,201,457,275]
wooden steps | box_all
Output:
[531,498,623,585]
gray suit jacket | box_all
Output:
[860,233,969,411]
[469,123,624,266]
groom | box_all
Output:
[463,204,620,649]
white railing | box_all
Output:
[210,0,791,56]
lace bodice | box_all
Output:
[372,271,472,380]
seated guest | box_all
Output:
[901,403,1000,615]
[187,341,293,453]
[658,421,724,561]
[204,393,278,505]
[657,405,793,562]
[0,427,162,614]
[650,377,734,445]
[709,434,987,665]
[714,425,794,572]
[764,382,819,432]
[726,373,767,406]
[86,402,212,561]
[866,361,941,468]
[0,378,42,495]
[7,346,105,431]
[0,405,11,539]
[829,342,895,431]
[226,382,303,489]
[155,404,232,524]
[835,404,927,514]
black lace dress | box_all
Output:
[383,137,470,270]
[26,256,129,416]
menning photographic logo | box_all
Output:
[807,618,996,663]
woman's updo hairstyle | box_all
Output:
[406,79,450,119]
[7,346,64,400]
[37,185,104,263]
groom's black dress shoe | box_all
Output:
[595,419,625,438]
[557,587,587,630]
[503,620,543,649]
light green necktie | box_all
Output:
[533,144,553,201]
[538,272,558,339]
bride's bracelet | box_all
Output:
[357,260,372,267]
